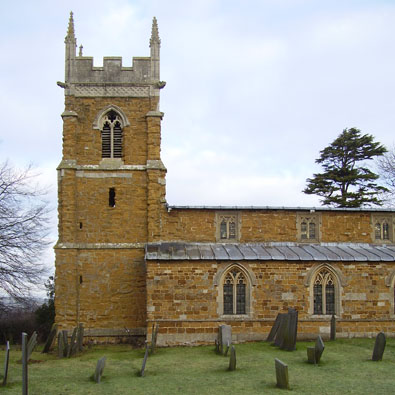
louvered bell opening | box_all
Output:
[101,124,111,158]
[113,123,122,158]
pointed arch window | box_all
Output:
[223,268,246,315]
[101,110,123,158]
[313,269,336,315]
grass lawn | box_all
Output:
[1,338,395,394]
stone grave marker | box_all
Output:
[57,332,64,358]
[228,346,236,371]
[140,342,149,377]
[215,338,220,354]
[42,323,57,353]
[280,308,298,351]
[150,323,159,354]
[266,313,283,342]
[22,333,28,395]
[372,332,386,361]
[27,331,37,361]
[62,330,69,357]
[224,340,230,357]
[218,325,232,355]
[93,356,106,383]
[68,327,78,357]
[273,314,288,348]
[330,315,336,341]
[2,341,9,386]
[307,336,325,364]
[77,323,84,352]
[275,358,289,390]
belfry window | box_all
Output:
[223,268,246,315]
[101,110,123,158]
[313,269,336,315]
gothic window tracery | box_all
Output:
[372,215,393,243]
[101,110,123,158]
[223,268,246,315]
[313,269,336,315]
[297,213,320,242]
[217,213,238,241]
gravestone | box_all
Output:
[280,308,298,351]
[214,338,220,354]
[140,342,149,377]
[22,333,28,395]
[218,325,232,355]
[372,332,386,361]
[42,323,57,353]
[150,323,159,354]
[275,358,289,390]
[68,327,78,357]
[273,314,288,347]
[57,332,64,358]
[330,315,336,341]
[266,313,283,342]
[77,323,84,352]
[62,330,69,357]
[27,331,37,361]
[228,346,236,371]
[307,336,325,364]
[93,357,106,383]
[224,341,230,357]
[2,341,9,386]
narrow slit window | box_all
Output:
[109,188,116,207]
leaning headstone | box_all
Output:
[22,333,28,395]
[228,346,236,371]
[218,325,232,355]
[77,323,84,352]
[330,315,336,341]
[280,308,298,351]
[57,332,64,358]
[224,341,230,357]
[68,327,78,357]
[140,342,149,377]
[27,331,38,361]
[150,323,159,354]
[372,332,386,361]
[307,336,325,364]
[42,323,58,353]
[275,358,289,390]
[266,313,283,342]
[273,314,288,347]
[62,330,69,357]
[2,341,10,386]
[93,357,106,383]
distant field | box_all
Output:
[1,338,395,394]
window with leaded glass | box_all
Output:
[223,268,246,315]
[313,269,336,315]
[216,213,239,241]
[372,215,393,243]
[101,110,123,158]
[297,213,320,242]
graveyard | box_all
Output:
[1,337,395,394]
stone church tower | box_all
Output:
[55,13,167,339]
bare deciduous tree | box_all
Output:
[377,146,395,204]
[0,161,50,311]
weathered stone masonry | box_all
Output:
[55,14,395,345]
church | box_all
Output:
[55,14,395,345]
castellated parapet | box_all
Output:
[61,12,164,98]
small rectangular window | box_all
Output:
[109,188,116,207]
[216,212,239,242]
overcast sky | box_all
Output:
[1,0,395,272]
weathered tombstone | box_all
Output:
[280,308,298,351]
[22,333,28,395]
[224,340,230,357]
[273,314,288,347]
[266,313,283,342]
[275,358,289,390]
[218,325,232,355]
[93,356,106,383]
[62,330,69,357]
[228,346,236,371]
[307,336,325,364]
[68,327,78,357]
[150,323,159,354]
[140,342,149,377]
[372,332,386,361]
[214,338,220,354]
[27,331,37,361]
[42,323,57,353]
[330,315,336,341]
[57,332,64,358]
[77,323,84,352]
[2,341,10,386]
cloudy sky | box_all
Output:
[1,0,395,271]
